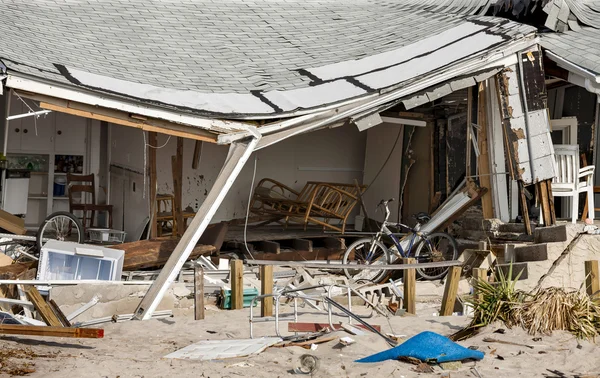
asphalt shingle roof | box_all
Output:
[541,27,600,75]
[0,0,535,117]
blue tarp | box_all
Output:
[356,331,485,363]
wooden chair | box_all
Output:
[550,145,594,223]
[156,194,176,237]
[67,173,113,232]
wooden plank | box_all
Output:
[402,258,416,315]
[192,140,203,169]
[477,82,494,219]
[174,137,184,237]
[585,260,600,297]
[249,248,344,262]
[440,266,462,316]
[0,324,104,338]
[260,265,273,317]
[245,259,462,270]
[230,260,244,310]
[519,181,532,235]
[0,209,26,235]
[148,132,158,238]
[111,239,216,271]
[24,286,63,327]
[194,265,205,320]
[472,268,487,303]
[48,299,72,327]
[287,322,381,333]
[538,180,554,226]
[466,86,473,177]
[257,240,280,254]
[39,101,218,143]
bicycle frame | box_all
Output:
[365,201,426,263]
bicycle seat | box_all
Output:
[413,212,431,223]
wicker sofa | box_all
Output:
[250,178,367,233]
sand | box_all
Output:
[0,303,599,378]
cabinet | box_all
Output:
[54,112,87,154]
[20,112,55,152]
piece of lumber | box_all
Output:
[148,132,158,238]
[39,100,218,143]
[0,209,26,235]
[230,260,244,310]
[276,335,338,349]
[477,82,494,219]
[113,239,216,271]
[257,240,280,254]
[260,265,273,317]
[249,248,344,262]
[245,259,462,270]
[538,180,555,226]
[466,86,473,177]
[585,260,600,297]
[48,299,72,327]
[173,137,184,237]
[440,266,462,316]
[402,258,416,315]
[472,268,487,303]
[519,181,532,235]
[287,322,381,333]
[194,265,205,320]
[24,286,63,327]
[0,262,35,279]
[0,324,104,338]
[192,140,203,170]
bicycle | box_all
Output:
[342,198,458,283]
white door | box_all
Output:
[54,112,87,155]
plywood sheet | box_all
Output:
[164,337,282,361]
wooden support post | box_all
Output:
[148,132,158,238]
[585,260,600,297]
[194,265,205,320]
[0,324,104,338]
[230,259,244,310]
[518,181,532,235]
[538,180,555,226]
[402,258,416,315]
[192,140,203,170]
[477,82,494,219]
[173,137,184,237]
[25,286,63,327]
[472,268,487,303]
[466,86,473,177]
[257,240,281,254]
[440,266,462,316]
[260,265,273,317]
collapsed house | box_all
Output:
[0,0,597,332]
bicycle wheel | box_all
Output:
[413,232,458,280]
[36,211,84,251]
[342,238,391,283]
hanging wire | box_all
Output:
[243,154,257,260]
[142,132,172,200]
[13,92,48,136]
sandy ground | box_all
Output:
[0,303,599,378]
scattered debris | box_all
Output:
[164,337,282,361]
[439,361,462,370]
[483,337,534,349]
[339,337,355,346]
[413,362,435,373]
[293,354,319,375]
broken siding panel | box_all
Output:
[496,49,556,185]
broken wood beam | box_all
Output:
[148,132,158,238]
[194,265,205,320]
[518,182,532,235]
[260,265,273,317]
[192,140,203,170]
[477,82,494,219]
[25,286,63,327]
[257,240,280,254]
[440,266,462,316]
[173,137,184,237]
[48,299,72,327]
[0,324,104,338]
[472,268,487,303]
[230,260,244,310]
[113,239,216,271]
[402,258,416,315]
[585,260,600,298]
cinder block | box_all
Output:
[514,244,548,262]
[534,225,568,243]
[495,262,528,280]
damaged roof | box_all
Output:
[0,0,535,118]
[541,27,600,75]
